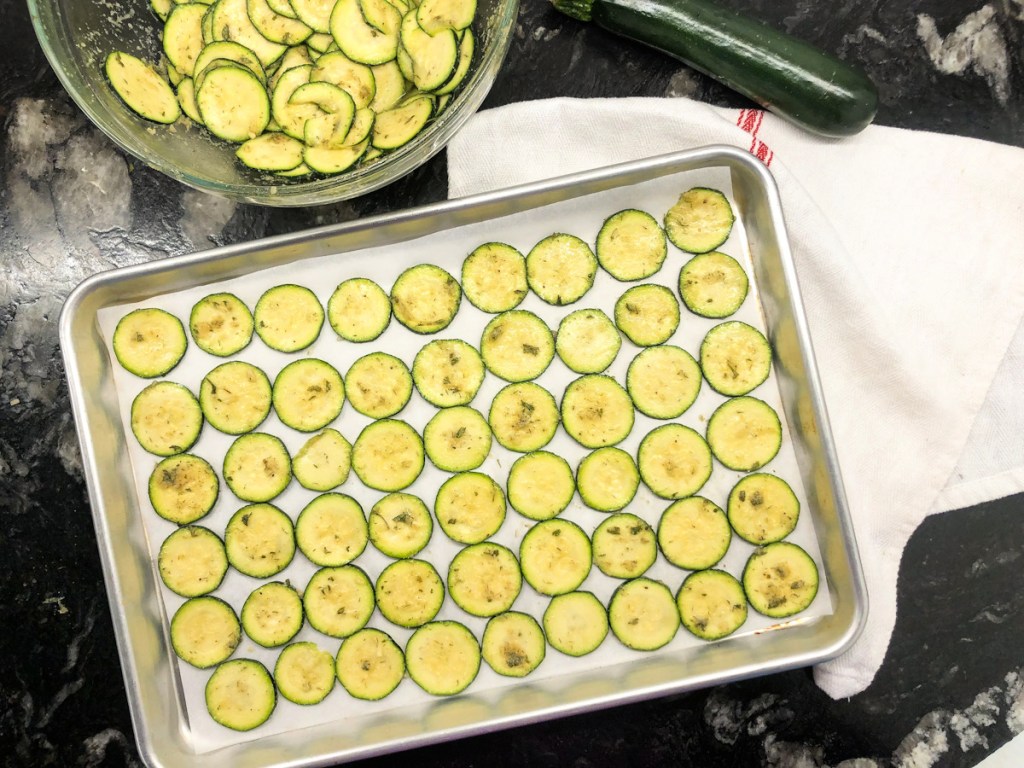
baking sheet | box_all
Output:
[95,165,833,754]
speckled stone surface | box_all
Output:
[1,0,1022,766]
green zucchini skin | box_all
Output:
[552,0,878,137]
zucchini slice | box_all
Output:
[290,0,334,32]
[295,492,368,566]
[637,423,713,499]
[291,428,352,491]
[678,251,749,318]
[742,542,819,618]
[170,596,241,668]
[336,627,405,700]
[305,138,371,175]
[506,451,575,521]
[657,496,732,570]
[274,642,336,705]
[423,406,492,472]
[247,0,314,45]
[163,4,208,76]
[434,27,475,96]
[241,581,304,647]
[368,492,433,558]
[727,473,800,545]
[177,78,203,124]
[105,52,181,124]
[223,432,292,502]
[267,0,299,20]
[435,472,506,544]
[416,0,476,34]
[311,50,376,109]
[205,658,276,731]
[271,64,318,139]
[560,374,634,449]
[412,338,486,407]
[608,577,679,651]
[193,40,268,87]
[461,242,528,313]
[575,446,639,513]
[253,283,324,352]
[699,320,772,396]
[664,187,735,254]
[677,569,748,641]
[390,264,462,334]
[447,542,522,617]
[369,60,406,112]
[113,307,187,378]
[158,525,228,597]
[525,233,598,306]
[399,11,458,91]
[519,519,592,596]
[375,559,445,628]
[236,131,306,171]
[272,358,345,432]
[196,63,271,142]
[292,81,356,146]
[200,360,273,435]
[371,95,434,150]
[592,513,657,579]
[482,611,545,678]
[131,382,203,456]
[555,308,622,374]
[212,0,288,66]
[706,396,782,472]
[480,310,555,383]
[488,382,559,453]
[614,284,680,347]
[351,419,424,492]
[330,0,399,65]
[188,293,254,356]
[344,352,413,419]
[303,565,375,638]
[149,453,220,524]
[542,591,608,657]
[405,621,481,696]
[327,277,392,342]
[595,208,667,281]
[224,503,296,577]
[626,345,701,420]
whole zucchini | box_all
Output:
[551,0,878,137]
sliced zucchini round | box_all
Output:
[248,0,314,45]
[706,396,782,472]
[303,565,375,638]
[327,277,391,342]
[699,321,772,396]
[311,50,376,109]
[664,187,735,254]
[519,519,592,597]
[657,496,732,571]
[434,26,474,96]
[742,542,820,618]
[480,310,555,383]
[405,621,481,696]
[461,242,528,313]
[149,453,220,524]
[369,60,405,112]
[560,374,634,449]
[400,11,457,91]
[253,284,324,352]
[236,131,306,171]
[727,473,800,545]
[417,0,476,34]
[295,492,368,566]
[193,40,268,86]
[679,251,749,318]
[482,611,545,678]
[351,419,424,492]
[291,428,352,491]
[526,233,597,306]
[608,577,679,651]
[372,95,434,149]
[542,591,608,657]
[390,264,462,334]
[435,472,506,545]
[241,581,304,647]
[375,559,445,628]
[614,284,680,347]
[595,208,667,281]
[626,345,702,420]
[637,424,713,499]
[488,382,559,453]
[188,293,254,356]
[177,77,203,124]
[506,451,575,521]
[113,308,188,378]
[196,63,271,142]
[211,0,288,67]
[170,596,241,668]
[131,382,202,457]
[331,0,399,65]
[336,627,405,700]
[448,542,522,617]
[555,308,622,374]
[105,51,181,124]
[344,352,412,419]
[412,339,486,408]
[677,569,748,641]
[158,525,228,597]
[272,358,345,432]
[205,658,276,731]
[271,63,318,139]
[224,503,296,577]
[200,360,272,435]
[592,513,657,579]
[223,432,292,502]
[424,406,492,472]
[274,642,336,705]
[575,446,639,513]
[368,492,433,558]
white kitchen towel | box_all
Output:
[446,97,1024,699]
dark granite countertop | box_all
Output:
[2,0,1023,766]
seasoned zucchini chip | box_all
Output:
[461,242,528,313]
[241,581,304,648]
[295,492,368,566]
[352,419,424,491]
[448,542,522,617]
[171,596,241,668]
[626,345,701,420]
[614,283,680,347]
[303,565,375,638]
[291,428,352,492]
[526,233,597,305]
[205,659,276,732]
[506,451,575,521]
[405,621,481,696]
[480,310,555,382]
[131,381,203,456]
[608,577,679,651]
[664,187,735,254]
[519,519,592,596]
[575,446,639,513]
[637,424,712,499]
[375,559,445,628]
[542,591,608,657]
[435,472,506,544]
[677,569,748,641]
[274,642,336,705]
[200,360,272,435]
[223,432,292,502]
[253,284,324,352]
[158,525,228,597]
[390,264,462,334]
[149,453,220,524]
[678,251,749,318]
[423,405,492,472]
[488,382,559,453]
[113,307,187,378]
[188,293,254,356]
[272,358,345,432]
[592,513,657,580]
[555,308,621,374]
[700,321,772,396]
[743,542,820,618]
[336,628,405,700]
[706,396,782,472]
[596,208,667,281]
[412,338,485,407]
[482,611,545,678]
[560,374,634,449]
[727,473,800,545]
[344,352,412,419]
[657,496,732,571]
[224,503,296,578]
[368,492,433,558]
[327,277,392,342]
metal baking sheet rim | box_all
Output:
[60,145,868,768]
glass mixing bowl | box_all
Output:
[28,0,518,206]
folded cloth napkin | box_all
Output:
[447,97,1024,699]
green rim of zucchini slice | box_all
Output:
[614,284,680,347]
[626,345,702,420]
[241,581,304,647]
[560,374,635,449]
[224,502,296,577]
[254,284,324,352]
[158,525,228,597]
[336,627,406,700]
[664,187,736,254]
[506,451,576,521]
[405,621,481,696]
[657,496,732,570]
[274,642,336,705]
[171,596,241,668]
[727,472,800,545]
[706,396,782,472]
[368,492,433,558]
[375,558,445,628]
[678,251,749,318]
[592,513,657,580]
[113,308,188,378]
[595,208,667,281]
[303,565,376,638]
[390,264,462,334]
[461,242,528,313]
[327,277,392,342]
[677,569,748,641]
[105,51,181,124]
[608,577,679,651]
[435,471,506,544]
[149,453,220,524]
[488,382,560,453]
[205,658,276,731]
[482,611,545,678]
[424,405,492,472]
[520,519,592,596]
[188,293,254,356]
[296,492,368,566]
[200,360,273,435]
[412,338,486,407]
[525,233,598,306]
[555,308,622,374]
[130,381,203,456]
[576,446,639,513]
[637,423,713,499]
[223,432,292,502]
[448,542,522,617]
[291,428,352,491]
[352,419,424,492]
[273,358,345,432]
[542,590,608,657]
[699,321,772,396]
[742,541,820,618]
[480,310,555,382]
[344,352,412,419]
